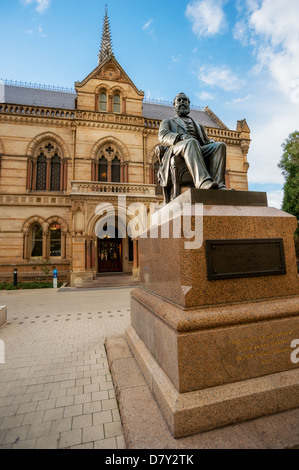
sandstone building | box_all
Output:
[0,10,251,286]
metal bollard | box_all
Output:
[53,269,58,289]
[13,269,18,287]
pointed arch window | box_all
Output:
[113,94,121,113]
[111,157,121,183]
[99,92,107,112]
[30,223,43,257]
[29,141,66,192]
[50,223,61,257]
[36,153,47,190]
[50,154,61,191]
[98,156,108,182]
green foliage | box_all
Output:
[37,258,52,276]
[278,131,299,224]
[0,282,63,290]
[278,131,299,265]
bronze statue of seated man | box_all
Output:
[157,92,227,203]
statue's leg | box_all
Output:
[202,142,227,189]
[163,186,171,204]
[170,155,181,199]
[172,139,212,189]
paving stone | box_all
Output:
[94,437,118,449]
[55,395,74,408]
[101,398,118,411]
[104,421,123,439]
[16,401,38,415]
[50,417,72,434]
[74,393,92,405]
[2,425,30,445]
[72,413,92,430]
[93,410,113,426]
[36,433,60,449]
[27,421,51,439]
[43,407,64,422]
[63,404,83,419]
[12,438,37,449]
[82,425,104,443]
[70,442,94,449]
[1,414,25,430]
[116,435,126,449]
[59,429,82,449]
[83,401,102,415]
[22,411,44,426]
[36,399,56,411]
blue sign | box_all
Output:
[53,269,58,279]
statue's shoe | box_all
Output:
[200,180,218,189]
[218,186,227,190]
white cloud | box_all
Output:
[234,0,299,99]
[196,91,216,101]
[38,25,47,37]
[21,0,51,14]
[232,94,254,103]
[246,109,298,185]
[142,19,153,31]
[267,189,283,210]
[185,0,227,38]
[198,65,244,91]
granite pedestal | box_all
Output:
[106,189,299,439]
[0,306,7,327]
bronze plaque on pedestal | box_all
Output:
[206,239,286,280]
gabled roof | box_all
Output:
[75,56,144,97]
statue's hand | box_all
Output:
[180,134,192,141]
[209,139,216,144]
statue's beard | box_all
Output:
[176,104,190,116]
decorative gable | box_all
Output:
[75,56,144,115]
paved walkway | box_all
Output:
[0,287,131,449]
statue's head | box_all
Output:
[173,93,190,117]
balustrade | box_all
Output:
[71,181,156,197]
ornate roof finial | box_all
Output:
[98,5,114,65]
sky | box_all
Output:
[0,0,298,209]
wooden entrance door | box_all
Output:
[98,237,122,273]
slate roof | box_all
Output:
[0,84,76,110]
[142,102,220,128]
[0,84,221,128]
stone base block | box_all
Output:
[0,306,7,327]
[70,272,94,287]
[125,325,299,438]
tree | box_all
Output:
[278,131,299,259]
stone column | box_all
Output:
[133,240,138,269]
[64,161,68,191]
[42,232,47,260]
[108,95,113,113]
[46,159,51,191]
[122,98,126,114]
[61,233,66,259]
[26,159,32,190]
[86,239,91,270]
[32,160,37,190]
[24,233,29,260]
[60,161,64,191]
[108,162,112,182]
[91,240,96,270]
[125,164,129,183]
[91,161,96,181]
